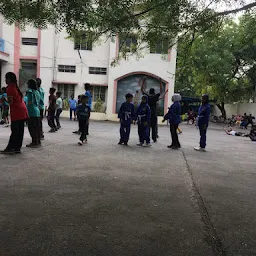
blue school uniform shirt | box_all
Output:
[136,102,151,125]
[118,102,136,126]
[38,87,45,110]
[164,101,181,124]
[68,99,77,109]
[23,96,28,106]
[197,103,211,126]
[76,103,91,120]
[2,93,9,107]
[26,89,40,117]
[85,90,92,109]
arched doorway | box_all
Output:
[115,73,166,115]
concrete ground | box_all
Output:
[0,120,255,256]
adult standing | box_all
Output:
[162,94,181,149]
[36,78,45,140]
[194,94,211,152]
[0,72,28,154]
[141,78,167,142]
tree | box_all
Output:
[0,0,255,52]
[175,11,256,118]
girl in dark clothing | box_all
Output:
[0,72,28,154]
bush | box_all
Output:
[94,98,104,112]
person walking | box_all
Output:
[48,87,57,132]
[162,94,181,149]
[194,94,211,151]
[0,72,28,154]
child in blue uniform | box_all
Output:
[76,95,91,145]
[118,93,135,146]
[194,94,211,151]
[137,95,151,147]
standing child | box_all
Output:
[55,91,63,129]
[194,94,211,151]
[68,95,77,121]
[118,93,136,146]
[76,95,91,145]
[36,78,45,140]
[26,79,41,148]
[136,95,151,147]
[1,87,10,126]
[48,87,57,132]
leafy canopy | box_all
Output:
[0,0,255,49]
[175,11,256,104]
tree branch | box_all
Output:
[214,2,256,18]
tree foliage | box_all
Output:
[0,0,255,49]
[175,11,256,115]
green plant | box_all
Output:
[63,98,69,110]
[94,98,103,113]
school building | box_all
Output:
[0,16,177,119]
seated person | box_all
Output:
[240,113,248,128]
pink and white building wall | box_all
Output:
[0,17,177,119]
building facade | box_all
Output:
[0,19,177,118]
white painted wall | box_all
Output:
[1,23,15,87]
[0,24,177,112]
[20,26,38,57]
[39,26,55,105]
[213,103,256,118]
[106,37,176,116]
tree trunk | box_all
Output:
[216,102,227,120]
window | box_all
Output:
[58,65,76,73]
[119,36,137,52]
[21,61,37,70]
[74,33,93,50]
[92,86,106,102]
[57,84,75,99]
[150,39,169,54]
[22,38,38,46]
[89,67,107,75]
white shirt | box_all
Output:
[229,130,236,136]
[56,97,63,109]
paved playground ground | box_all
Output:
[1,120,255,256]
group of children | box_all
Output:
[118,92,212,151]
[117,93,181,148]
[118,93,152,147]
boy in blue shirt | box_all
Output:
[26,79,41,148]
[68,95,77,121]
[118,93,136,146]
[76,95,91,145]
[194,94,211,151]
[136,95,151,147]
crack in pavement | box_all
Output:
[181,150,227,256]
